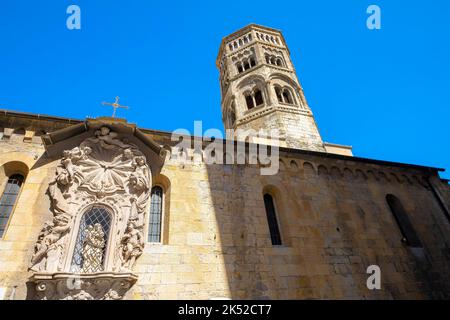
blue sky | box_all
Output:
[0,1,449,178]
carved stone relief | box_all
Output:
[28,125,153,299]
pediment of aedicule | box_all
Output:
[27,117,166,300]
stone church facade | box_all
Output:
[0,24,450,300]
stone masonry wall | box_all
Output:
[1,131,450,299]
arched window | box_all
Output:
[265,55,270,64]
[236,62,243,73]
[282,89,294,104]
[270,56,276,65]
[254,89,264,106]
[148,186,163,243]
[245,94,255,109]
[243,60,250,71]
[0,174,24,238]
[276,58,283,67]
[263,194,282,245]
[386,194,422,247]
[70,206,112,273]
[274,86,283,103]
[249,56,256,67]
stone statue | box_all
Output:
[81,223,106,273]
[103,289,122,300]
[120,221,144,270]
[30,214,71,272]
[92,126,130,150]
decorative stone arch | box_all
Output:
[390,173,402,184]
[343,167,354,179]
[355,169,367,181]
[378,171,390,182]
[289,160,299,171]
[318,164,329,177]
[302,161,316,175]
[330,166,343,177]
[270,73,307,108]
[237,75,268,110]
[0,160,30,181]
[366,170,379,181]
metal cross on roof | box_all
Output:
[101,96,129,118]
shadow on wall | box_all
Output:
[204,160,272,299]
[203,152,450,299]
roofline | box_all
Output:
[0,108,445,173]
[323,142,353,149]
[221,24,282,44]
[0,109,82,124]
[215,23,289,68]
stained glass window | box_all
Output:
[70,206,112,273]
[148,186,163,243]
[0,174,24,238]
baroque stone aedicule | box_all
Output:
[28,125,153,299]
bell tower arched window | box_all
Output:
[148,186,163,243]
[70,206,112,273]
[282,89,293,104]
[254,89,264,106]
[245,93,255,109]
[274,85,296,106]
[275,86,283,103]
[244,88,265,110]
[0,174,24,238]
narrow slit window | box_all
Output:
[386,194,422,247]
[148,186,163,243]
[263,194,282,245]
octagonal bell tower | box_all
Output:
[216,24,325,151]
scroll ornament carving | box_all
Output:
[29,126,152,276]
[30,273,137,300]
